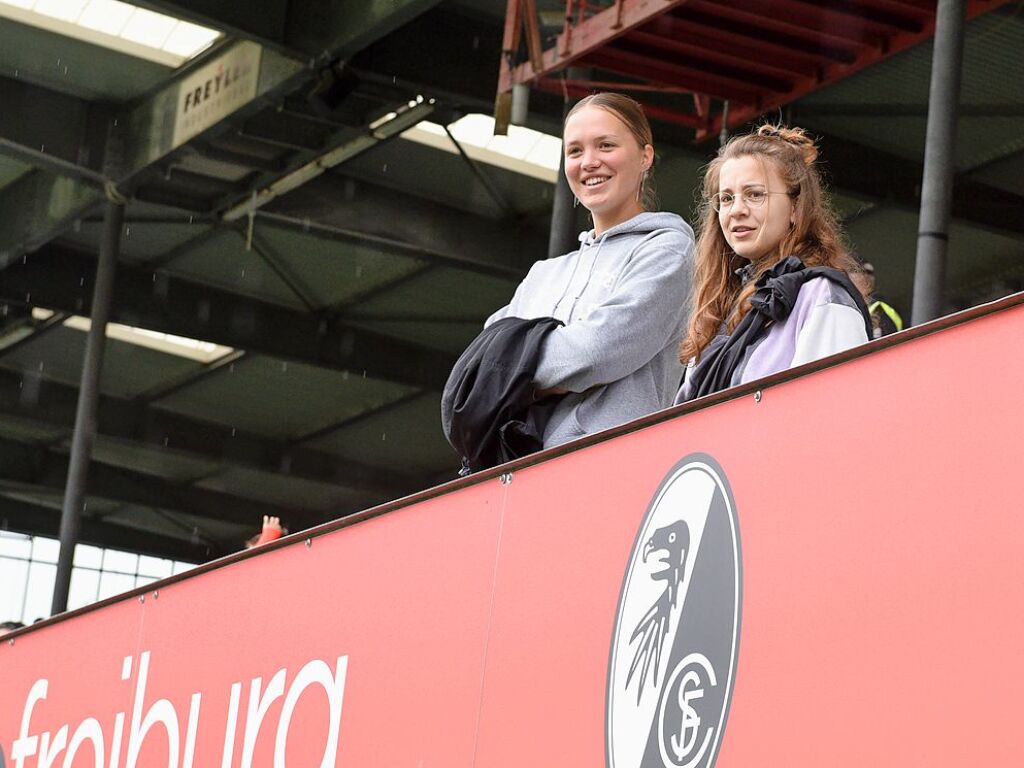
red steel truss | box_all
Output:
[495,0,1014,141]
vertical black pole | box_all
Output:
[548,70,585,259]
[51,199,123,615]
[911,0,966,325]
[548,148,578,259]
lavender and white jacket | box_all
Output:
[675,276,868,404]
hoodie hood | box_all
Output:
[579,211,692,247]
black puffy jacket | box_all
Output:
[441,316,563,473]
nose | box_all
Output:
[728,196,750,217]
[580,148,600,170]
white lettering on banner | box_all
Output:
[62,718,104,768]
[275,658,348,768]
[219,683,241,768]
[11,679,47,767]
[241,669,285,768]
[8,653,349,768]
[36,725,66,768]
[126,652,188,768]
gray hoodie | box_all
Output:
[486,211,694,448]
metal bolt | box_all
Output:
[8,638,14,646]
[138,595,145,603]
[754,390,762,403]
[305,538,312,548]
[152,591,159,599]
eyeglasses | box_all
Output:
[710,188,792,212]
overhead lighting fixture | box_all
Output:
[0,0,222,67]
[31,308,234,363]
[401,113,562,183]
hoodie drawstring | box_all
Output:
[552,230,608,321]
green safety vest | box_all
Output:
[869,300,903,332]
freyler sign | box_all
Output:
[607,455,742,768]
[171,41,261,146]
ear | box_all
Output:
[641,143,654,171]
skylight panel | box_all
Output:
[401,113,561,183]
[34,0,86,22]
[31,308,235,363]
[162,19,217,57]
[77,0,133,36]
[119,6,175,48]
[0,0,222,67]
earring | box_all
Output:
[573,195,580,208]
[636,170,647,203]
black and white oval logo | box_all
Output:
[606,454,741,768]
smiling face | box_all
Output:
[563,105,653,235]
[717,155,796,263]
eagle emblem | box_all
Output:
[607,455,741,768]
[625,519,690,703]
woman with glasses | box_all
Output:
[676,124,871,402]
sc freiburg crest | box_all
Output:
[606,455,741,768]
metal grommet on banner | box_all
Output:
[138,595,145,603]
[500,472,513,485]
[305,538,312,548]
[754,390,762,403]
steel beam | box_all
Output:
[0,310,67,361]
[0,493,222,562]
[0,243,456,391]
[219,100,436,220]
[263,172,541,277]
[0,76,110,184]
[0,41,308,258]
[0,437,322,530]
[720,0,920,40]
[700,0,1014,139]
[622,30,800,91]
[498,0,692,94]
[0,368,422,496]
[817,134,1024,240]
[140,0,443,59]
[794,103,1024,118]
[285,0,444,60]
[577,46,766,103]
[0,172,104,260]
[645,16,825,77]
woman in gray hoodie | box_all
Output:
[486,93,694,449]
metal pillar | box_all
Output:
[911,0,967,325]
[51,200,123,615]
[511,84,530,126]
[548,148,579,258]
[548,71,585,259]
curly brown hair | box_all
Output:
[680,124,858,362]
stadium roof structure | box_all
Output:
[0,0,1022,564]
[496,0,1016,139]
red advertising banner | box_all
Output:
[3,297,1024,767]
